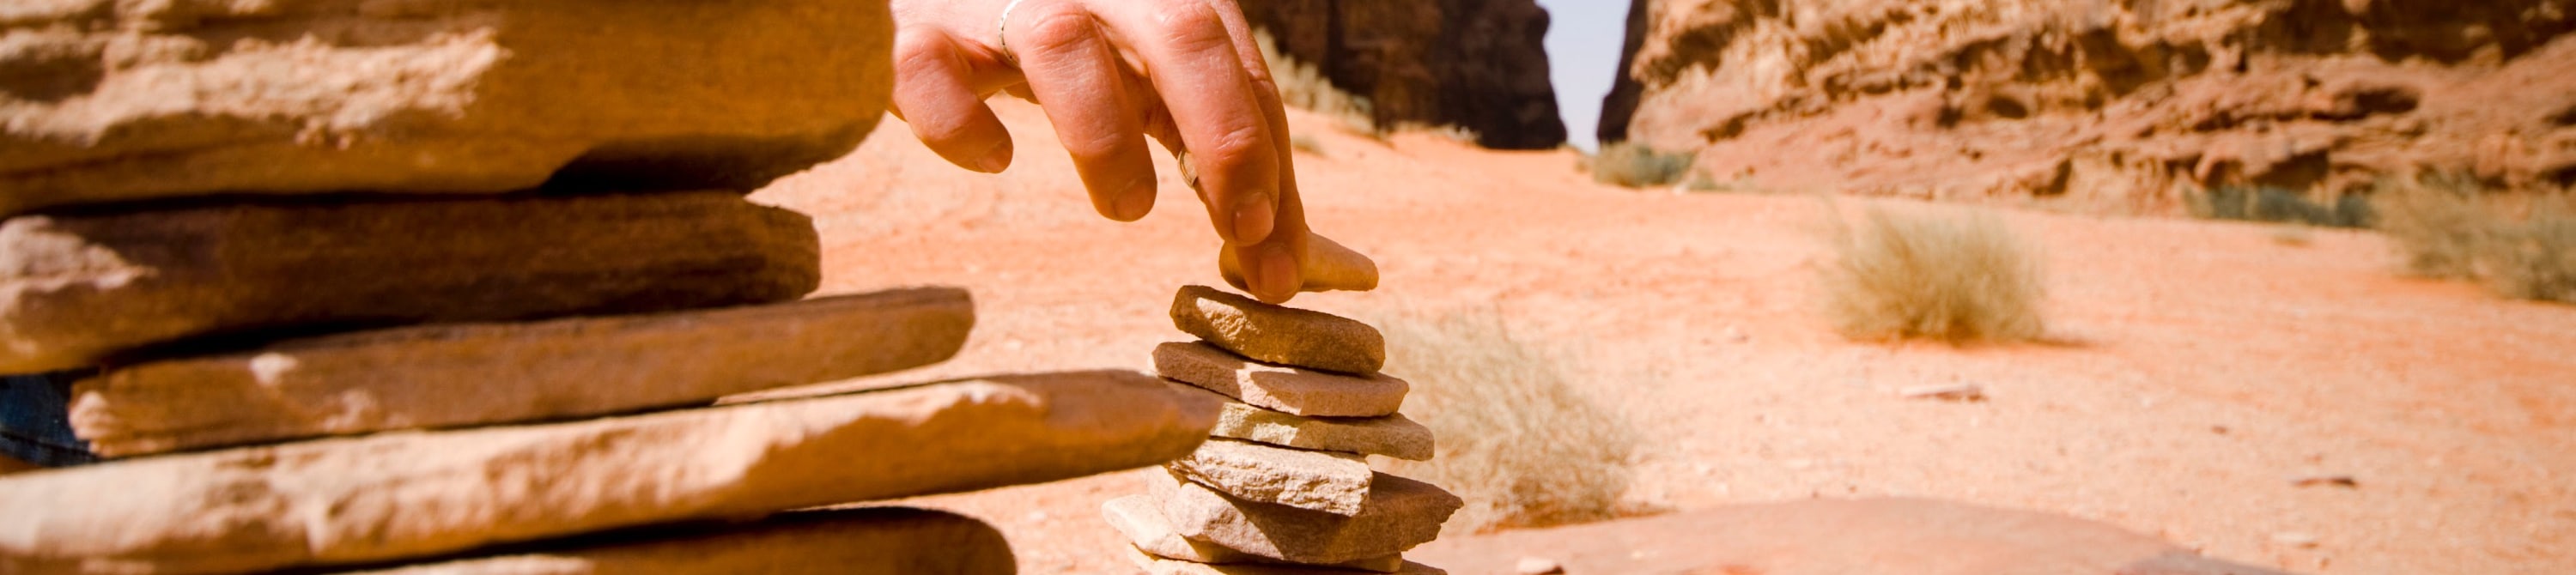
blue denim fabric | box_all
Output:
[1,371,96,468]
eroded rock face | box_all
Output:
[0,0,894,215]
[1241,0,1568,149]
[1602,0,2576,205]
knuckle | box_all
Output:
[1200,121,1271,168]
[1019,9,1100,56]
[891,32,953,76]
[1151,3,1236,56]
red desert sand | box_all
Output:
[750,100,2576,574]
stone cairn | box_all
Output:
[1109,285,1463,574]
[0,2,1220,573]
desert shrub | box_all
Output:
[2371,176,2576,304]
[2194,185,2372,228]
[1821,204,2046,342]
[2373,176,2495,279]
[2487,201,2576,302]
[1371,311,1637,534]
[1254,29,1376,135]
[1590,142,1697,188]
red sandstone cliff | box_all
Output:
[1244,0,1569,149]
[1601,0,2576,207]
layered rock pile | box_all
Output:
[1105,285,1462,574]
[0,1,1222,572]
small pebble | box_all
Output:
[1899,383,1986,402]
[2272,531,2320,548]
[2288,474,2358,488]
[1515,556,1565,574]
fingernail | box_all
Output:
[1257,244,1299,301]
[1232,190,1275,244]
[975,142,1012,173]
[1113,181,1156,221]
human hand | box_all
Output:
[886,0,1309,302]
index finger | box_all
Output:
[1097,1,1285,249]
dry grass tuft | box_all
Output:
[1370,311,1637,535]
[2375,176,2576,303]
[1255,28,1377,136]
[1589,142,1696,188]
[1820,204,2046,343]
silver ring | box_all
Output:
[996,0,1030,64]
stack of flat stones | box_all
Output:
[1109,285,1463,575]
[0,1,1221,573]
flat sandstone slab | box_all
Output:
[1,0,893,214]
[1155,470,1462,565]
[0,371,1217,575]
[1169,439,1374,516]
[1174,383,1434,460]
[1131,551,1445,575]
[1103,496,1405,572]
[1155,342,1406,417]
[337,507,1010,575]
[0,191,820,372]
[1170,285,1385,374]
[71,288,974,457]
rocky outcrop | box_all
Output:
[1602,0,2576,207]
[0,0,893,215]
[1242,0,1568,149]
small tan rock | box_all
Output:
[1170,285,1385,374]
[1220,233,1381,294]
[1169,439,1375,516]
[71,288,974,457]
[1513,556,1564,575]
[1155,342,1407,417]
[336,507,1011,575]
[0,371,1217,575]
[1154,469,1461,565]
[1172,383,1435,460]
[0,191,821,372]
[1103,496,1404,572]
[1130,549,1447,575]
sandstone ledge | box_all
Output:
[0,371,1216,574]
[72,288,974,457]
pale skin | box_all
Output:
[887,0,1310,303]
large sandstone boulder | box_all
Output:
[1601,0,2576,205]
[71,288,975,457]
[0,371,1219,575]
[1240,0,1567,149]
[0,191,820,373]
[0,0,894,215]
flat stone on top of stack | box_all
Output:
[1171,284,1385,375]
[337,507,1012,575]
[1115,284,1460,573]
[0,371,1218,575]
[0,191,822,373]
[70,287,975,457]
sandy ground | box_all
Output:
[751,100,2576,575]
